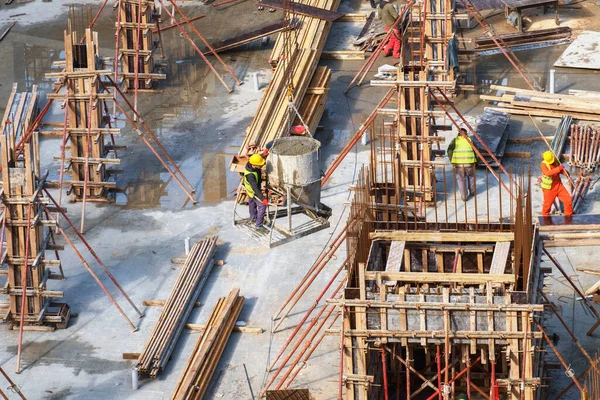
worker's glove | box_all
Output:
[262,199,269,206]
[262,148,269,157]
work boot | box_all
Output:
[255,225,269,233]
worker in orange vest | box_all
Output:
[540,151,572,216]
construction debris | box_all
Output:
[171,288,244,400]
[137,237,218,377]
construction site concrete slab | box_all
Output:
[554,30,600,70]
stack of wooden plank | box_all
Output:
[231,0,341,172]
[475,27,572,54]
[171,289,244,400]
[482,85,600,122]
[137,237,218,377]
[293,66,331,134]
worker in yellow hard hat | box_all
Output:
[540,150,572,216]
[447,128,477,201]
[244,151,269,231]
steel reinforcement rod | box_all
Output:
[535,319,584,393]
[102,75,195,192]
[0,367,26,400]
[100,78,196,203]
[156,0,234,92]
[344,0,414,93]
[271,220,350,321]
[538,290,600,374]
[321,88,395,186]
[431,89,516,200]
[268,263,348,373]
[272,233,349,332]
[15,204,33,374]
[277,304,340,390]
[542,247,600,336]
[261,279,346,396]
[42,189,143,319]
[166,0,242,86]
[40,202,138,331]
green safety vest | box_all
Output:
[451,136,476,164]
[540,162,553,190]
[243,170,259,198]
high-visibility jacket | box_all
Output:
[540,161,564,191]
[243,169,259,198]
[451,136,476,165]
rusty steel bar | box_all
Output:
[272,221,350,320]
[16,204,33,374]
[535,320,584,392]
[80,0,110,45]
[262,280,346,395]
[102,76,194,191]
[42,190,143,318]
[133,0,142,115]
[283,311,340,389]
[339,306,345,400]
[542,247,600,336]
[382,347,390,400]
[457,0,536,91]
[100,78,196,202]
[425,357,482,400]
[322,88,395,186]
[114,0,122,93]
[344,0,414,93]
[156,0,232,92]
[41,204,137,331]
[168,0,242,85]
[539,290,600,374]
[276,304,339,389]
[151,14,205,33]
[0,367,26,400]
[56,91,70,229]
[80,89,94,233]
[268,261,348,370]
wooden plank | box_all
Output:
[489,242,511,274]
[384,241,405,286]
[337,13,367,22]
[363,271,516,284]
[321,50,365,60]
[257,0,343,21]
[370,231,514,242]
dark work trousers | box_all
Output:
[454,164,476,201]
[248,197,267,227]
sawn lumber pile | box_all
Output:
[171,288,244,400]
[481,85,600,122]
[137,237,218,377]
[231,0,341,171]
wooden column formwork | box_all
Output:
[340,167,545,400]
[46,29,122,202]
[116,0,166,91]
[0,84,70,330]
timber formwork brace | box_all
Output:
[46,29,123,233]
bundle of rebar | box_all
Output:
[568,124,600,172]
[137,237,218,377]
[551,115,572,159]
[171,288,244,400]
[571,173,591,213]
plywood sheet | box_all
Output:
[554,31,600,70]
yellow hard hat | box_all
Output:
[248,154,265,166]
[542,151,555,164]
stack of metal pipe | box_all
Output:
[572,173,592,213]
[551,115,572,158]
[568,124,600,171]
[137,237,218,377]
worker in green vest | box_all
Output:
[244,152,269,231]
[447,128,477,202]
